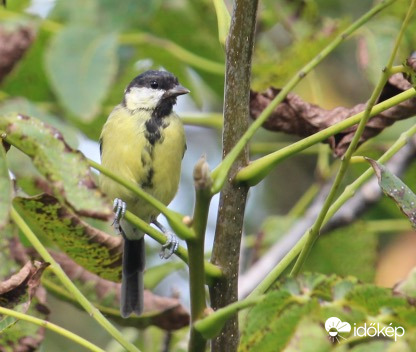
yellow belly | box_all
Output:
[99,106,185,223]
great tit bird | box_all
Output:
[99,70,189,318]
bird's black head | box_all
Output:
[123,70,189,118]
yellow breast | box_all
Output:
[99,106,185,222]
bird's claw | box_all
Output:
[159,232,179,259]
[112,198,126,235]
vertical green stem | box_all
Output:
[188,184,211,351]
[290,0,416,276]
[10,207,141,352]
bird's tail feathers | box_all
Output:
[120,236,145,318]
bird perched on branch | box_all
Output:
[99,70,189,317]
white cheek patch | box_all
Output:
[125,87,164,111]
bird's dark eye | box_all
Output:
[150,81,158,89]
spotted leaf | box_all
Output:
[0,114,112,219]
[366,158,416,228]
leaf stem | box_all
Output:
[187,159,213,351]
[209,0,397,194]
[236,87,416,185]
[119,33,224,75]
[0,306,106,352]
[194,295,264,339]
[181,113,223,129]
[290,0,416,276]
[10,207,141,352]
[246,123,416,299]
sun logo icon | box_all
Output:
[325,317,351,343]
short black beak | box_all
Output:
[164,84,190,98]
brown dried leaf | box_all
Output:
[0,261,49,310]
[0,25,35,83]
[250,72,416,157]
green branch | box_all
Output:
[236,87,416,185]
[0,306,105,352]
[10,207,141,352]
[209,0,397,194]
[188,158,213,351]
[323,123,416,224]
[194,295,264,339]
[181,113,223,129]
[119,33,224,75]
[247,123,416,299]
[290,0,416,276]
[88,159,195,241]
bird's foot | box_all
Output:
[112,198,126,235]
[153,220,179,259]
[159,232,179,259]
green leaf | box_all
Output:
[303,223,378,282]
[240,274,416,352]
[366,158,416,228]
[283,318,331,352]
[0,114,112,219]
[239,291,319,352]
[45,25,118,121]
[13,194,121,282]
[0,143,12,230]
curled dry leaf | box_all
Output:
[250,72,416,157]
[0,25,35,83]
[0,261,49,310]
[0,261,50,352]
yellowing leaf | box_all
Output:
[13,194,121,282]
